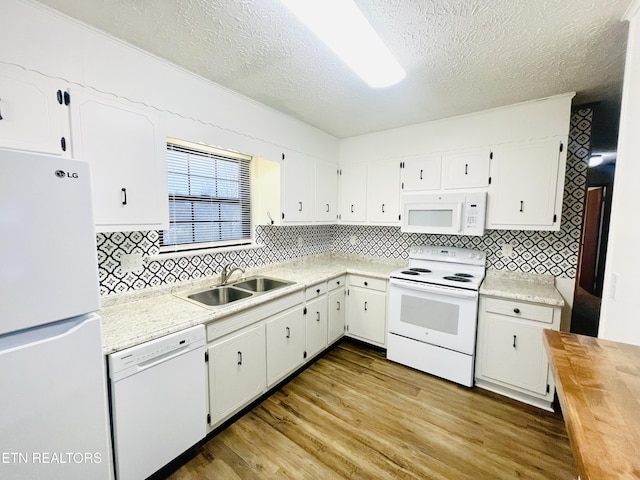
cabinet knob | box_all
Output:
[316,288,320,294]
[513,308,521,314]
[364,281,368,286]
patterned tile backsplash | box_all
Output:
[97,109,592,296]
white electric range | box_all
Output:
[387,245,486,387]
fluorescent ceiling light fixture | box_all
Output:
[589,154,603,167]
[279,0,406,88]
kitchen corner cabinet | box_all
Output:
[475,296,561,411]
[338,163,367,223]
[69,88,169,232]
[328,276,347,344]
[315,160,339,223]
[305,283,328,359]
[265,306,306,387]
[207,324,266,427]
[0,64,70,156]
[367,159,401,225]
[346,275,388,347]
[442,147,491,189]
[487,137,566,231]
[401,153,441,191]
[281,154,315,223]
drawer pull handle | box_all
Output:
[122,187,128,206]
[513,308,521,314]
[326,203,330,212]
[382,203,385,213]
[336,301,341,311]
[420,169,423,180]
[286,327,290,339]
[519,201,524,212]
[351,204,354,213]
[237,351,243,365]
[465,163,468,175]
[513,335,517,349]
[316,311,320,322]
[364,301,368,311]
[298,201,303,212]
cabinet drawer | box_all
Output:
[348,275,387,292]
[328,275,346,291]
[484,297,554,324]
[305,282,327,299]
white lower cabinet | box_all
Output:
[346,275,388,347]
[207,324,266,427]
[266,306,306,387]
[305,295,328,359]
[475,296,561,411]
[328,287,346,344]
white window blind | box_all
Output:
[160,140,252,252]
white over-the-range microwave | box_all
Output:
[401,191,487,236]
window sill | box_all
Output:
[148,243,265,261]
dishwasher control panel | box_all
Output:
[108,325,206,378]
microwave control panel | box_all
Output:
[463,192,486,236]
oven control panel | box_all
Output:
[409,245,486,265]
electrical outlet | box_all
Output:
[349,235,357,246]
[120,253,144,273]
[297,236,304,247]
[501,243,513,258]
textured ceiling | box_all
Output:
[36,0,630,138]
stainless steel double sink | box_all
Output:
[184,276,293,308]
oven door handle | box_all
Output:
[389,278,478,299]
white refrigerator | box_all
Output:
[0,148,113,479]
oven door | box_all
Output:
[388,278,479,355]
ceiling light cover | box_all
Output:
[279,0,406,88]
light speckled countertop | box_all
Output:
[479,270,565,307]
[99,253,404,354]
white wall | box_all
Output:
[339,94,574,163]
[0,0,339,164]
[599,1,640,345]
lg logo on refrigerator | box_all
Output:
[55,170,79,179]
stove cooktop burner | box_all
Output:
[401,270,421,275]
[443,276,472,282]
[409,268,432,273]
[454,273,474,278]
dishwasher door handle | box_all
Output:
[136,345,191,371]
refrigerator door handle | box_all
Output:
[0,316,87,354]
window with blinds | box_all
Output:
[160,140,252,252]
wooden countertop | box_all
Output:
[543,330,640,480]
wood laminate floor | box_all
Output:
[168,340,576,479]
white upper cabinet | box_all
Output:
[315,159,338,223]
[488,137,566,231]
[69,88,169,232]
[0,65,70,156]
[442,147,491,189]
[366,159,401,225]
[281,153,315,223]
[339,163,367,223]
[401,154,441,191]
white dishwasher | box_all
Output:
[108,325,207,480]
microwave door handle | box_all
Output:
[390,278,478,299]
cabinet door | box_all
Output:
[367,159,401,224]
[0,65,69,156]
[328,288,346,344]
[315,160,338,223]
[347,288,387,346]
[266,307,305,387]
[305,296,328,359]
[442,147,491,189]
[339,163,367,223]
[488,138,563,230]
[479,315,550,396]
[282,155,314,223]
[69,89,168,231]
[402,154,441,191]
[208,324,266,427]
